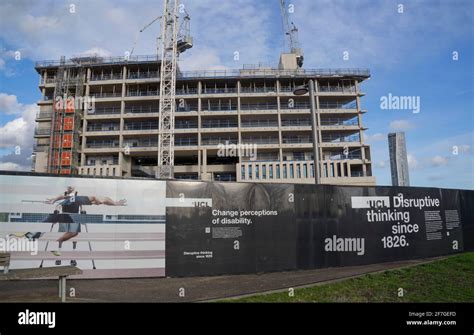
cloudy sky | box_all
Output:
[0,0,473,189]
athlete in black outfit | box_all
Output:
[43,187,127,265]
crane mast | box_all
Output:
[157,0,179,179]
[279,0,303,67]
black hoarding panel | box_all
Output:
[439,189,464,252]
[295,185,464,269]
[166,181,296,277]
[459,190,474,251]
[254,184,296,273]
[294,184,327,269]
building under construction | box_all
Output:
[31,1,376,185]
[32,55,374,185]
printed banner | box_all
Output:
[0,174,166,279]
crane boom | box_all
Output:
[129,15,161,58]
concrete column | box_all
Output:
[80,114,88,168]
[86,67,91,81]
[198,81,202,151]
[276,90,283,162]
[198,149,201,179]
[121,66,127,97]
[237,85,241,148]
[355,81,367,177]
[119,100,125,149]
[201,148,210,181]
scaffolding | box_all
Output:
[48,56,85,174]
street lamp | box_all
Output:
[293,80,321,184]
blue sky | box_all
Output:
[0,0,473,189]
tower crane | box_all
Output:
[130,1,192,179]
[279,0,303,67]
[157,0,193,179]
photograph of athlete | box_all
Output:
[45,186,127,265]
[47,186,127,207]
[13,186,128,266]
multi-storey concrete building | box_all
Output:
[388,132,410,186]
[32,54,375,185]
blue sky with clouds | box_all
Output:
[0,0,473,189]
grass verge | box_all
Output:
[229,252,474,302]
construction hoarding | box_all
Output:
[0,172,471,278]
[166,181,470,277]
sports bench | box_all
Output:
[0,252,82,302]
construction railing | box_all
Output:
[176,121,198,129]
[320,118,359,126]
[241,137,279,145]
[282,137,312,144]
[128,71,159,79]
[124,122,159,131]
[125,106,159,114]
[201,137,237,145]
[175,138,198,146]
[240,120,278,128]
[86,141,120,148]
[321,134,361,143]
[281,119,311,127]
[202,120,238,128]
[91,73,122,81]
[123,140,158,148]
[89,107,121,115]
[86,124,120,132]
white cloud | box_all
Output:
[364,132,385,142]
[374,161,386,169]
[77,47,112,58]
[0,48,21,76]
[0,93,23,115]
[0,93,37,171]
[0,162,25,171]
[0,0,471,71]
[457,144,471,155]
[407,154,419,169]
[389,119,415,131]
[0,98,37,150]
[0,0,274,70]
[294,0,473,68]
[431,155,448,167]
[180,48,229,71]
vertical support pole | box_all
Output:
[58,277,62,298]
[61,276,66,302]
[308,80,320,184]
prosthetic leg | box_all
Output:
[79,209,96,270]
[39,222,54,268]
[40,209,60,268]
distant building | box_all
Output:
[388,132,410,186]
